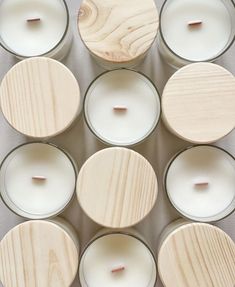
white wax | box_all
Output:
[85,70,160,146]
[79,233,156,287]
[161,0,232,61]
[0,143,76,219]
[0,0,68,57]
[166,146,235,221]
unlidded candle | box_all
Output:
[165,145,235,222]
[79,230,157,287]
[0,0,72,59]
[84,69,161,146]
[0,142,76,219]
[0,218,79,287]
[158,0,235,68]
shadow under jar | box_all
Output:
[0,218,79,287]
[0,0,72,60]
[78,0,159,69]
[79,229,157,287]
[84,69,161,147]
[158,0,235,69]
[0,142,77,219]
[158,219,235,287]
[164,145,235,222]
[0,57,81,139]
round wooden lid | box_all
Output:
[76,147,158,228]
[78,0,159,64]
[0,57,81,138]
[158,222,235,287]
[162,63,235,143]
[0,220,79,287]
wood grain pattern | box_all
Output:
[158,222,235,287]
[0,57,81,138]
[162,63,235,143]
[0,220,79,287]
[78,0,159,66]
[76,147,158,228]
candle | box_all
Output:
[158,0,235,68]
[84,69,161,146]
[78,0,159,69]
[0,0,72,60]
[164,145,235,222]
[158,220,235,287]
[79,230,157,287]
[162,63,235,143]
[76,147,158,228]
[0,142,76,219]
[0,218,79,287]
[0,57,81,138]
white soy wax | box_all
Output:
[0,143,76,219]
[84,69,161,146]
[79,232,156,287]
[0,0,71,59]
[159,0,235,67]
[165,145,235,221]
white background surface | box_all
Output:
[0,0,235,286]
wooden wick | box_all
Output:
[113,106,127,111]
[188,20,202,27]
[27,18,41,23]
[32,176,47,181]
[111,266,125,273]
[194,182,209,187]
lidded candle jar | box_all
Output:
[0,218,79,287]
[164,145,235,222]
[76,147,158,228]
[79,229,157,287]
[158,220,235,287]
[84,69,161,146]
[162,63,235,144]
[158,0,235,68]
[0,0,72,60]
[0,57,81,139]
[78,0,159,69]
[0,142,77,219]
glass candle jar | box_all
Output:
[0,57,81,139]
[84,69,161,147]
[158,0,235,68]
[0,218,79,287]
[0,0,72,60]
[0,142,77,219]
[78,0,159,69]
[164,145,235,222]
[79,229,157,287]
[158,219,235,287]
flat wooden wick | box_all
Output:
[27,18,41,23]
[113,106,127,111]
[188,20,202,27]
[194,182,209,187]
[111,266,125,273]
[32,176,47,181]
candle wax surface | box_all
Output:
[0,0,67,56]
[161,0,232,61]
[80,234,156,287]
[166,146,235,220]
[85,70,160,146]
[0,143,76,218]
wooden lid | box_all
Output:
[162,63,235,143]
[76,147,158,228]
[0,220,79,287]
[158,222,235,287]
[0,57,81,138]
[78,0,159,64]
